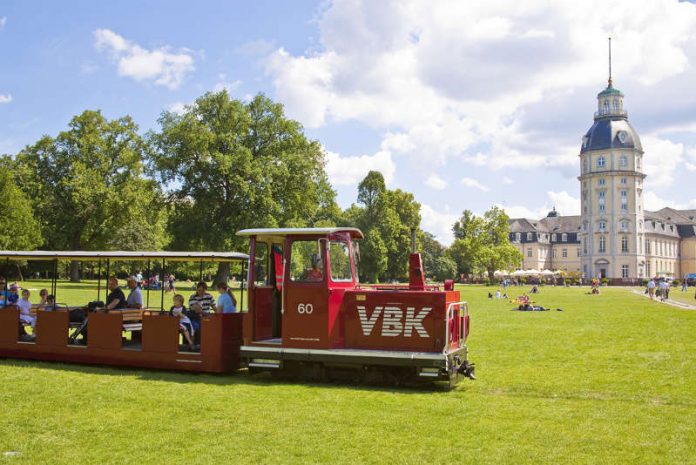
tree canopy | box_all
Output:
[0,168,42,250]
[10,110,168,279]
[448,206,522,281]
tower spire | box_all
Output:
[608,37,612,87]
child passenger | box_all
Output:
[170,294,195,351]
[16,289,36,337]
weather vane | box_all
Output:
[608,37,612,87]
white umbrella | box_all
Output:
[511,269,526,277]
[525,269,540,276]
[541,269,554,276]
[493,270,509,277]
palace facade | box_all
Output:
[509,78,696,280]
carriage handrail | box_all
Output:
[443,300,468,354]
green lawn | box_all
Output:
[663,287,696,307]
[1,285,695,464]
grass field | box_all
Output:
[1,285,695,464]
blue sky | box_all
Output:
[2,0,696,244]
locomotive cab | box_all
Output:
[237,228,362,349]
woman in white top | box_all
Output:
[16,289,36,336]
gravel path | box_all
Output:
[628,288,696,310]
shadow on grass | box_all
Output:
[0,357,463,394]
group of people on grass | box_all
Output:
[0,274,238,347]
[645,277,695,302]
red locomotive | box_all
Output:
[0,228,474,386]
[238,228,474,385]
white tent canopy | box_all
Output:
[540,269,555,276]
[511,270,526,277]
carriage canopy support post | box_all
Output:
[146,259,151,309]
[240,260,246,312]
[160,258,166,311]
[96,258,102,302]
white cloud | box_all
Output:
[266,0,696,175]
[643,191,696,211]
[642,135,684,187]
[324,149,395,186]
[213,74,242,93]
[425,173,447,190]
[94,29,195,89]
[461,177,489,192]
[547,190,580,216]
[420,204,458,245]
[504,190,580,219]
[0,94,11,104]
[685,146,696,172]
[166,101,188,115]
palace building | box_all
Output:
[509,73,696,281]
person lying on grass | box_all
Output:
[170,294,196,351]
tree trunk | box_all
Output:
[487,268,495,283]
[16,264,24,282]
[213,262,230,286]
[70,261,81,283]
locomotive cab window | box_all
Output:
[329,241,352,282]
[289,240,324,282]
[254,242,269,286]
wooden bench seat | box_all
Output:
[111,309,144,332]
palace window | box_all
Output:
[599,236,606,253]
[621,236,629,253]
[527,248,532,258]
[515,233,521,242]
[561,233,567,242]
[597,156,606,168]
[619,155,628,167]
[599,221,606,231]
[527,232,533,241]
[598,178,606,186]
[552,249,557,258]
[552,233,557,241]
[646,239,650,254]
[620,220,629,231]
[562,248,568,258]
[576,248,581,257]
[620,177,627,185]
[622,265,629,278]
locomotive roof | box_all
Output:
[236,227,364,239]
[0,250,249,262]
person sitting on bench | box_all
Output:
[17,289,36,337]
[104,276,127,311]
[170,294,195,351]
[125,276,143,309]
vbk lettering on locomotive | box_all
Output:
[357,306,431,337]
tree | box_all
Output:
[432,255,458,283]
[12,110,168,281]
[148,91,339,281]
[447,206,522,281]
[419,231,445,279]
[344,171,421,282]
[0,168,42,250]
